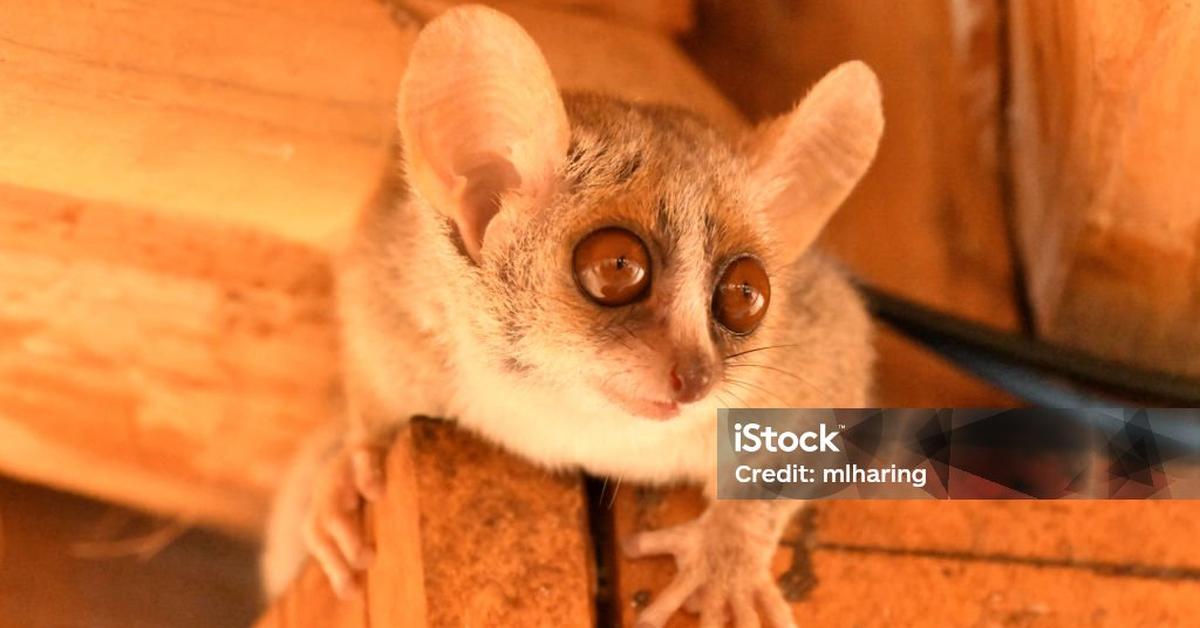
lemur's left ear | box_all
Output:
[398,5,569,262]
[744,61,884,261]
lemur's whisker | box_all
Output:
[724,343,805,361]
[723,376,793,406]
[717,385,752,408]
[608,476,622,509]
[724,362,826,397]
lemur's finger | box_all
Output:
[696,591,728,628]
[350,445,386,501]
[324,502,372,569]
[303,516,357,599]
[756,583,797,628]
[731,590,761,628]
[635,569,705,628]
[623,526,691,558]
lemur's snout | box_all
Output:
[669,354,715,404]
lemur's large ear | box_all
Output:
[745,61,884,260]
[399,5,569,261]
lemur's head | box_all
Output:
[398,5,882,419]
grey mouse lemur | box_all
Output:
[262,5,883,627]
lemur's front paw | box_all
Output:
[624,505,796,628]
[303,441,387,598]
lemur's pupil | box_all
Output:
[616,257,626,270]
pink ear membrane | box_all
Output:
[745,60,884,261]
[398,5,570,260]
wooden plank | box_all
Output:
[1007,1,1200,375]
[255,566,363,628]
[786,549,1200,627]
[0,0,411,533]
[815,501,1200,570]
[498,0,694,34]
[0,0,738,531]
[0,477,261,628]
[0,0,409,247]
[389,0,694,34]
[255,419,595,628]
[0,187,339,533]
[609,488,1200,627]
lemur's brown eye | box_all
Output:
[573,228,650,306]
[713,256,770,334]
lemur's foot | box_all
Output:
[624,505,797,628]
[303,441,387,598]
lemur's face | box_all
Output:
[475,96,778,420]
[397,7,883,419]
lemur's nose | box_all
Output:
[670,356,714,404]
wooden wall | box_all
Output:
[0,0,732,533]
[1008,0,1200,376]
[0,0,409,534]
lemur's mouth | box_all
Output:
[599,385,680,420]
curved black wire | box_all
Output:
[856,282,1200,407]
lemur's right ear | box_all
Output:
[744,61,884,262]
[398,5,569,262]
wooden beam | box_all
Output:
[1007,0,1200,375]
[254,419,596,628]
[0,185,341,533]
[607,486,1200,628]
[0,0,409,248]
[0,0,737,532]
[815,500,1200,569]
[489,0,695,34]
[0,0,410,534]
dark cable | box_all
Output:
[856,282,1200,407]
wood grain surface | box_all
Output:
[0,0,736,531]
[1008,0,1200,376]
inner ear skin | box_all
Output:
[458,158,522,256]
